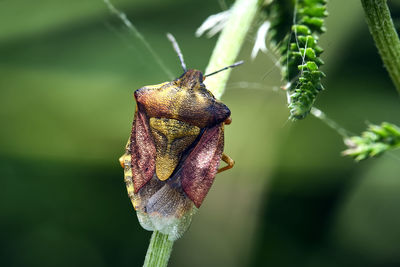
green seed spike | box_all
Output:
[262,0,328,120]
[343,122,400,161]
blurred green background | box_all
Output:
[1,0,400,266]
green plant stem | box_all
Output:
[143,231,173,267]
[361,0,400,94]
[204,0,260,100]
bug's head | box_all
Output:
[178,69,204,90]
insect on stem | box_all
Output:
[204,60,244,77]
[166,33,187,72]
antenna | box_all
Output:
[204,61,244,77]
[166,33,187,72]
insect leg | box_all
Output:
[217,153,235,173]
[119,138,131,168]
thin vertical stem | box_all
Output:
[143,231,173,267]
[361,0,400,94]
[204,0,260,100]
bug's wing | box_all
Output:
[181,124,224,208]
[143,183,197,241]
[129,107,156,192]
[132,175,197,241]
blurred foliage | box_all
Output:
[343,122,400,161]
[1,0,400,267]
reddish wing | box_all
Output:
[181,124,224,208]
[130,106,156,192]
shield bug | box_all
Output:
[119,34,241,240]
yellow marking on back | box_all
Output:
[149,118,200,181]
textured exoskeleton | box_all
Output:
[119,69,234,240]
